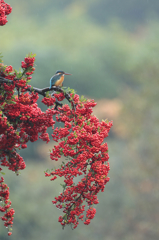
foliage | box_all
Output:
[7,0,159,28]
[113,23,159,240]
[87,0,159,29]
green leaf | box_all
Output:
[80,95,87,102]
[10,101,16,104]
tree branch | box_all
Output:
[0,76,76,110]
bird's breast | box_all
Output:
[54,75,64,87]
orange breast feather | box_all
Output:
[54,75,64,87]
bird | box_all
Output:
[49,70,72,89]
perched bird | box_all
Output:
[49,70,72,89]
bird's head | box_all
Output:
[55,70,72,75]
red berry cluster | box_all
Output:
[21,55,36,81]
[42,96,56,107]
[0,168,14,236]
[45,94,113,229]
[0,0,12,26]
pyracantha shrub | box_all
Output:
[0,1,113,235]
[0,53,112,234]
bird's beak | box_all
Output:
[64,72,72,75]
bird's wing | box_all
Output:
[50,74,61,89]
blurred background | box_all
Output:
[1,0,159,239]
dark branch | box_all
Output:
[0,76,61,96]
[0,76,76,110]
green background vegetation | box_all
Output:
[1,0,159,239]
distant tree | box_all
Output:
[88,0,159,29]
[116,29,159,239]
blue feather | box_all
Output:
[49,74,61,89]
